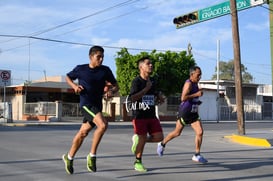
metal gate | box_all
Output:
[263,102,273,119]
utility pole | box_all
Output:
[230,0,245,135]
[269,0,273,95]
[216,40,220,123]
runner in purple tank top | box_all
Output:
[178,79,202,124]
[157,66,208,163]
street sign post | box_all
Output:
[174,0,267,28]
[0,70,11,87]
[0,70,11,122]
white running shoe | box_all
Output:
[192,154,208,164]
[157,142,164,157]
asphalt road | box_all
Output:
[0,121,272,181]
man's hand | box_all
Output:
[74,85,84,94]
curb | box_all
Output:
[225,134,272,148]
[0,122,81,127]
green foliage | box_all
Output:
[115,48,196,96]
[211,60,253,83]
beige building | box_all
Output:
[0,76,268,122]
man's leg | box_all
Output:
[162,119,184,145]
[191,120,207,163]
[63,122,93,174]
[157,119,184,156]
[134,134,147,172]
[147,132,163,142]
[135,134,146,158]
[131,119,148,172]
[90,112,108,155]
[191,120,203,154]
[146,118,164,143]
[69,122,93,157]
[86,113,108,172]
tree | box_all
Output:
[115,48,196,96]
[211,60,253,83]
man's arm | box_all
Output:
[65,75,83,94]
[104,82,119,98]
[130,79,152,102]
[181,81,202,102]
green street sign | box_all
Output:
[174,0,267,29]
[199,0,250,21]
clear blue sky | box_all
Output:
[0,0,271,85]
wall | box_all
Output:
[199,90,218,120]
[11,94,24,120]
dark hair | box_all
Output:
[137,56,150,66]
[89,45,104,55]
[189,66,201,75]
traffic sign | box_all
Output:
[199,0,264,21]
[0,70,11,86]
[174,0,267,28]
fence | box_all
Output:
[23,101,268,121]
[23,101,117,121]
[61,102,82,117]
[24,102,56,116]
[0,102,12,122]
[262,102,273,119]
[219,105,262,120]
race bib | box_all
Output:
[142,95,155,106]
[191,104,198,113]
[191,98,199,113]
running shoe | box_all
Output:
[192,154,208,164]
[131,134,139,154]
[62,153,74,174]
[134,160,147,172]
[157,142,164,157]
[87,154,97,172]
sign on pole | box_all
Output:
[174,0,267,29]
[0,70,11,122]
[199,0,265,21]
[0,70,11,86]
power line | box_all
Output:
[0,34,177,52]
[0,0,141,44]
[30,0,141,36]
[0,0,158,53]
[259,4,273,12]
[51,6,149,38]
[0,0,171,54]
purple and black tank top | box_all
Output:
[177,79,201,124]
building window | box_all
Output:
[167,95,180,111]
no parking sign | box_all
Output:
[0,70,11,86]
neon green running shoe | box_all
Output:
[131,134,139,154]
[134,160,147,172]
[62,153,74,174]
[87,154,96,172]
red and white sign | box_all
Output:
[0,70,11,86]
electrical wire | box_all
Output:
[0,34,181,53]
[0,0,141,44]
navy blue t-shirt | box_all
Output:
[67,64,117,110]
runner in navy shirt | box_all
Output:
[62,46,119,174]
[67,64,117,110]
